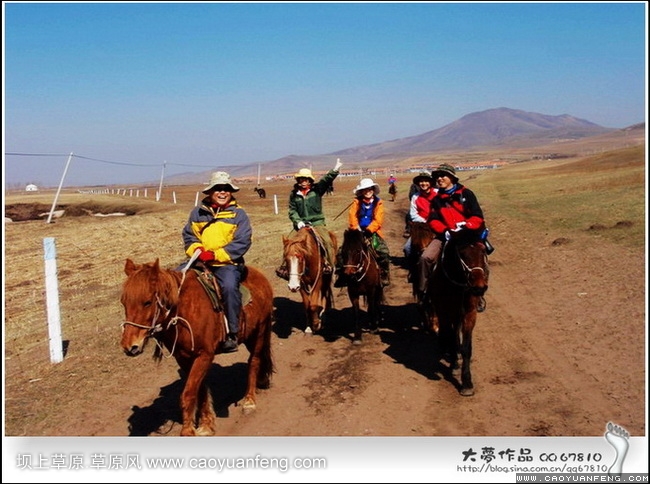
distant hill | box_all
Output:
[165,107,633,185]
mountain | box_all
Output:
[329,107,613,159]
[165,107,622,184]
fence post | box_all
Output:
[274,194,278,215]
[43,237,64,363]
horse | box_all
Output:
[388,183,397,202]
[339,229,384,344]
[281,226,336,334]
[406,221,437,329]
[428,234,489,396]
[119,258,274,436]
[253,186,266,199]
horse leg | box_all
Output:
[242,343,261,415]
[350,293,362,345]
[196,384,218,435]
[178,354,213,436]
[459,311,477,396]
[369,288,382,334]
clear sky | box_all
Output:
[3,2,647,187]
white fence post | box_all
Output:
[43,237,64,364]
[274,194,278,215]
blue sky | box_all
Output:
[3,2,647,187]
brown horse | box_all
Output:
[339,229,384,344]
[119,259,274,436]
[429,236,489,396]
[253,186,266,199]
[281,226,336,334]
[407,222,437,330]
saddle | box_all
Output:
[194,267,252,312]
[305,227,334,274]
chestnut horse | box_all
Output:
[281,226,336,334]
[120,259,274,436]
[339,229,384,344]
[408,222,489,396]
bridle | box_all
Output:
[441,241,488,293]
[285,232,326,294]
[342,235,376,282]
[121,278,196,357]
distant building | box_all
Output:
[25,184,38,192]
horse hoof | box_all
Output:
[195,426,214,436]
[460,387,475,397]
[241,399,257,415]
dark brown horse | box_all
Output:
[407,221,437,330]
[429,236,489,396]
[281,226,336,334]
[253,186,266,199]
[388,183,397,202]
[119,259,274,436]
[408,222,489,396]
[339,229,384,344]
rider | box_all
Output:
[182,171,252,353]
[403,170,437,263]
[275,159,343,280]
[334,178,391,288]
[417,163,486,299]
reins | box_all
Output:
[121,272,196,357]
[440,241,487,289]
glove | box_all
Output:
[334,159,343,172]
[198,249,215,262]
[296,221,306,230]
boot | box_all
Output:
[275,262,289,280]
[380,270,390,287]
[221,333,238,353]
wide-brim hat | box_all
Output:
[353,178,380,195]
[294,168,315,181]
[202,171,240,194]
[412,171,433,185]
[431,163,458,182]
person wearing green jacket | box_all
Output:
[276,159,343,280]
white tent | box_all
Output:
[25,184,38,192]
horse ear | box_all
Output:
[124,258,137,276]
[153,258,160,270]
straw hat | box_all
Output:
[353,178,380,195]
[294,168,315,182]
[202,171,240,194]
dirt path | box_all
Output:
[4,189,645,438]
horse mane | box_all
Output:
[283,228,313,259]
[122,260,181,311]
[342,228,365,249]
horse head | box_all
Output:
[454,240,490,297]
[120,258,179,356]
[282,232,309,292]
[341,229,368,278]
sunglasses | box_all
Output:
[210,185,232,192]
